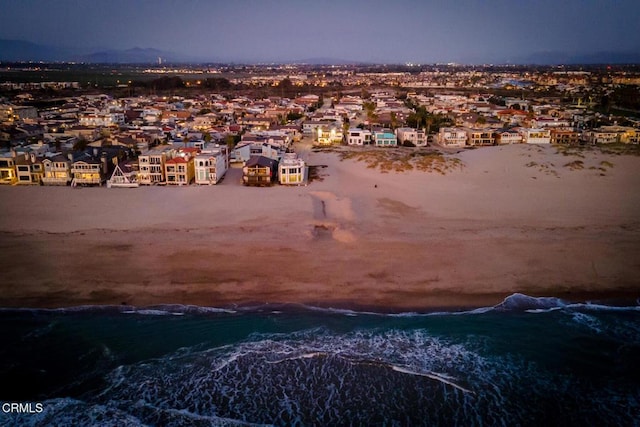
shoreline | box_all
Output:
[1,290,639,314]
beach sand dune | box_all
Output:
[1,144,639,310]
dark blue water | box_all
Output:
[1,294,639,426]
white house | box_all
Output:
[437,127,467,147]
[278,153,306,186]
[582,126,639,144]
[194,145,228,185]
[395,127,427,147]
[495,129,523,145]
[519,128,551,144]
[347,128,372,146]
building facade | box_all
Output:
[438,128,467,147]
[138,146,176,185]
[278,153,305,185]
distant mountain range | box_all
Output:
[0,39,76,62]
[1,39,639,65]
[0,39,206,63]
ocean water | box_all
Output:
[1,293,639,426]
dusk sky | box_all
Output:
[1,0,639,63]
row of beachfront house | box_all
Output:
[310,124,425,148]
[299,118,640,149]
[436,125,640,147]
[0,146,129,187]
[0,140,306,188]
[315,123,639,149]
[0,143,225,187]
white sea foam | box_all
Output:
[567,302,640,312]
[494,293,568,312]
[23,319,635,426]
[1,294,635,318]
[122,309,175,316]
[525,306,565,314]
[90,328,499,425]
[5,298,639,426]
[390,365,474,394]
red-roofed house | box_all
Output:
[165,151,196,185]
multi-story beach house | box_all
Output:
[165,148,198,185]
[42,153,72,185]
[15,153,44,185]
[550,128,581,145]
[278,153,306,186]
[583,126,640,145]
[582,128,620,145]
[194,145,228,185]
[71,149,119,186]
[373,130,397,147]
[437,128,467,147]
[519,128,551,144]
[395,127,427,147]
[346,128,372,146]
[466,129,495,146]
[495,129,523,145]
[316,125,344,146]
[138,146,176,185]
[242,155,279,186]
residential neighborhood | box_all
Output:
[1,64,639,188]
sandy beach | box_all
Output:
[1,143,639,311]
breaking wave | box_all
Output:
[5,326,637,426]
[2,293,639,426]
